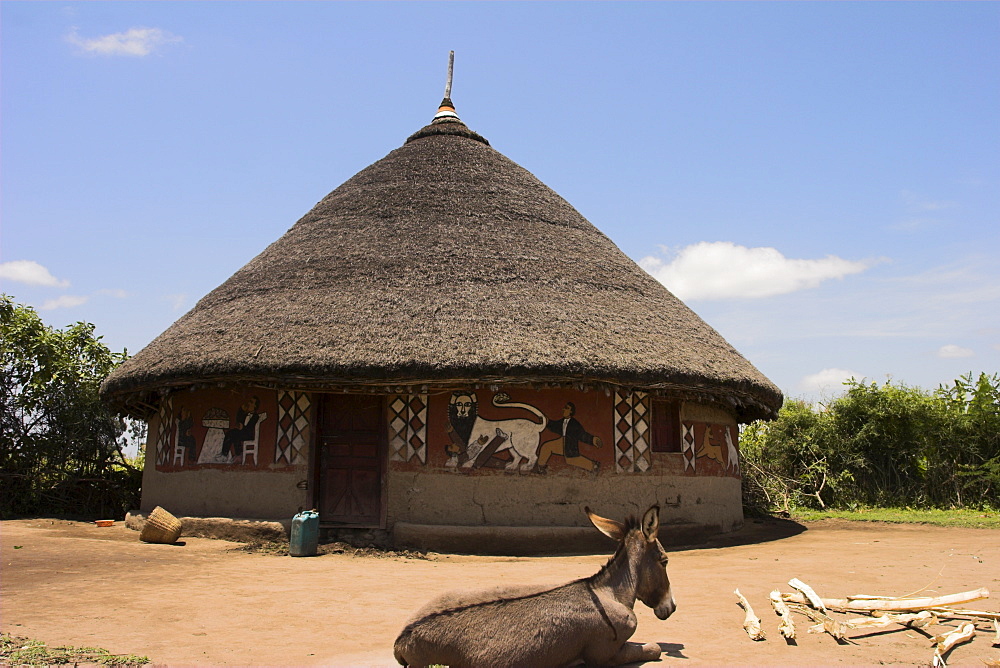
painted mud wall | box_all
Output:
[139,388,311,518]
[387,473,742,533]
[386,387,743,533]
[137,384,743,532]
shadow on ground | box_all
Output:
[671,516,806,552]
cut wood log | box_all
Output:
[846,610,938,630]
[769,589,796,639]
[906,610,938,630]
[782,587,989,613]
[993,618,999,646]
[845,615,893,630]
[735,588,766,641]
[788,602,848,640]
[931,623,975,668]
[927,607,1000,621]
[789,578,827,613]
[788,602,825,624]
[806,620,849,639]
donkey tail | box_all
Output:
[492,392,547,428]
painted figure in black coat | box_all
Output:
[221,396,261,459]
[177,407,196,461]
[534,402,602,473]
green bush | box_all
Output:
[0,296,140,519]
[742,373,1000,514]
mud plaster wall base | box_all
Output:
[386,470,742,533]
[140,413,309,518]
[140,466,310,518]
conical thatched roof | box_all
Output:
[102,106,782,421]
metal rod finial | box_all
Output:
[444,51,454,99]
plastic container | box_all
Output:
[290,510,319,557]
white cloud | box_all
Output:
[27,288,126,313]
[67,27,182,57]
[0,260,70,288]
[901,190,957,212]
[798,368,861,395]
[890,218,939,233]
[891,191,957,233]
[699,254,1000,348]
[639,241,871,300]
[39,295,89,311]
[937,344,974,359]
[164,294,187,311]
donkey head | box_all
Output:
[587,504,677,620]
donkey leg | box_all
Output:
[603,641,662,666]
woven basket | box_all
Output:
[139,506,182,544]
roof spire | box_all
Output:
[434,51,460,122]
[444,50,454,99]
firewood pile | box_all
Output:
[734,580,999,667]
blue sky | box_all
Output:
[2,1,998,404]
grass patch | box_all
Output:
[229,538,430,559]
[790,507,1000,528]
[317,541,430,559]
[228,537,290,555]
[0,633,148,666]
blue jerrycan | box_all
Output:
[290,509,319,557]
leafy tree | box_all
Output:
[0,295,140,518]
[934,372,1000,505]
[821,379,940,506]
[742,373,1000,513]
[741,399,853,513]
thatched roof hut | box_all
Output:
[102,102,781,421]
[102,85,782,551]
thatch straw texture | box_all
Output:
[139,506,182,544]
[102,117,782,420]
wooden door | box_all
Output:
[315,394,384,526]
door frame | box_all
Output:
[309,392,388,529]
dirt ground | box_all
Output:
[2,517,998,667]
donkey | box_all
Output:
[393,505,675,668]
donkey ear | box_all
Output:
[641,505,660,542]
[586,506,625,541]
